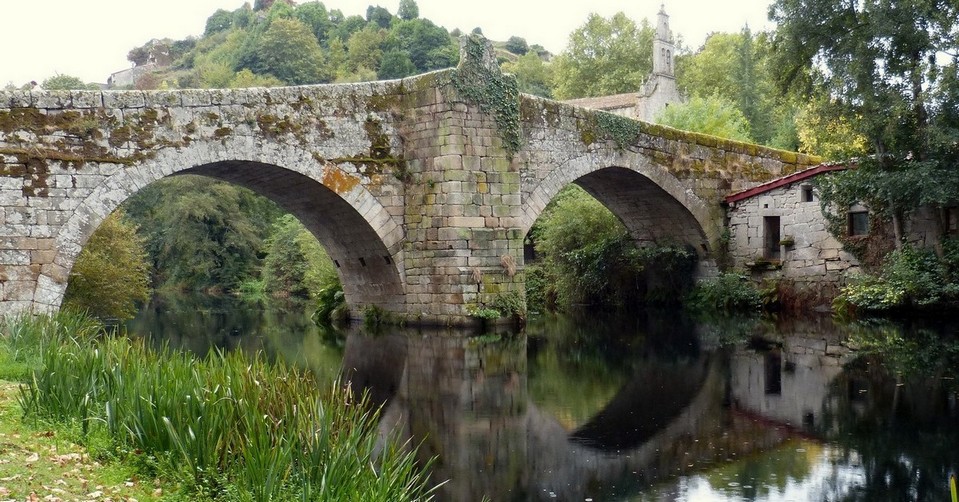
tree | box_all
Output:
[655,94,753,142]
[397,0,419,20]
[261,215,337,298]
[386,18,456,72]
[366,5,392,29]
[501,53,553,98]
[230,69,284,88]
[329,14,367,42]
[294,2,333,44]
[771,0,959,246]
[504,36,529,56]
[41,74,97,90]
[123,176,282,293]
[551,12,653,99]
[675,29,786,146]
[377,49,416,79]
[241,17,329,84]
[346,26,387,73]
[204,9,233,36]
[529,186,673,309]
[63,210,151,320]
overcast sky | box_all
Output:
[2,0,775,86]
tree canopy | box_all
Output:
[655,94,753,142]
[771,0,959,245]
[63,210,151,320]
[551,12,653,99]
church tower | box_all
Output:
[637,4,683,122]
[652,4,675,76]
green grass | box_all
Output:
[1,312,436,501]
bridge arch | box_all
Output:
[40,138,406,315]
[521,153,716,256]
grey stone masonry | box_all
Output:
[0,35,817,326]
[727,180,860,282]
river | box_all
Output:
[128,294,959,501]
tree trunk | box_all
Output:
[892,208,904,250]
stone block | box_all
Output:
[102,91,145,109]
[70,90,103,108]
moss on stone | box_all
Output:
[452,35,522,157]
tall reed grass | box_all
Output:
[5,312,434,501]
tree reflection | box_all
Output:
[827,320,959,501]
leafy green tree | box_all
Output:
[192,30,248,88]
[531,186,643,308]
[397,0,419,21]
[377,49,416,79]
[232,4,254,28]
[241,17,329,84]
[230,69,284,88]
[771,0,959,246]
[41,74,98,90]
[326,37,348,74]
[261,215,337,298]
[386,18,456,72]
[346,26,387,73]
[794,97,868,160]
[329,14,367,42]
[501,53,553,98]
[294,1,333,44]
[204,9,233,36]
[63,210,151,320]
[504,36,529,55]
[655,94,752,142]
[677,33,740,112]
[123,176,282,293]
[366,5,392,28]
[551,12,653,99]
[676,29,785,146]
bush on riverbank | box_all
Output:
[3,313,434,501]
[686,272,763,313]
[835,242,959,314]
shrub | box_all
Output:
[835,244,959,313]
[687,273,762,313]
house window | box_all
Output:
[764,216,781,260]
[848,211,869,236]
[801,185,814,203]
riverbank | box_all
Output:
[0,312,436,501]
[0,380,167,501]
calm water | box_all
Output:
[128,295,959,501]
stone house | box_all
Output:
[724,164,861,283]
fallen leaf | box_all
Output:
[25,452,39,463]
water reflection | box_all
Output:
[127,293,344,383]
[127,298,959,501]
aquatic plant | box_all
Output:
[12,313,435,501]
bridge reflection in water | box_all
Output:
[338,315,865,501]
[128,298,959,500]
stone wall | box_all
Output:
[727,181,860,283]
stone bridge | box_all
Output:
[0,37,818,324]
